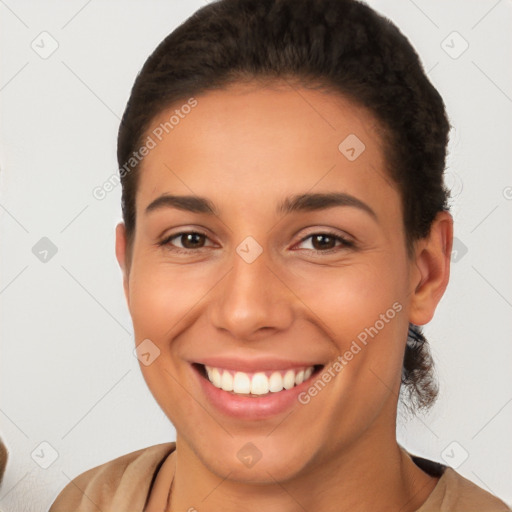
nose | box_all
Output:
[208,244,295,341]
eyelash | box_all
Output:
[157,230,355,255]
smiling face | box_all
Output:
[115,81,447,484]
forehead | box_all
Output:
[136,82,399,219]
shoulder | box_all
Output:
[420,467,511,511]
[442,468,511,511]
[49,442,176,512]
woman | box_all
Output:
[49,0,511,510]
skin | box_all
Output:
[115,81,453,512]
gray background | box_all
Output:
[0,0,511,510]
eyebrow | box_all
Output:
[145,192,377,220]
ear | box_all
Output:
[115,222,130,307]
[409,211,453,325]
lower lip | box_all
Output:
[194,366,318,420]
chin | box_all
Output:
[194,434,316,484]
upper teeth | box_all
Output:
[205,366,314,395]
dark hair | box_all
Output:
[117,0,450,411]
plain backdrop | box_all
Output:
[0,0,511,510]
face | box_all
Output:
[116,81,439,483]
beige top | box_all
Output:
[49,442,511,512]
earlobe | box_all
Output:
[115,222,130,307]
[409,211,453,325]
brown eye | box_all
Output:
[179,232,206,249]
[159,231,213,251]
[311,234,337,250]
[295,232,354,252]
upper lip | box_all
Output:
[193,356,323,373]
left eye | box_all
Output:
[296,233,353,251]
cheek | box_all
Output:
[288,262,408,437]
[127,255,215,341]
[289,255,407,338]
[286,255,409,396]
[126,256,213,423]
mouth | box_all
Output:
[190,356,326,418]
[195,363,323,396]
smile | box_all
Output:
[192,359,325,418]
[204,365,315,396]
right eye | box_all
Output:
[158,231,215,252]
